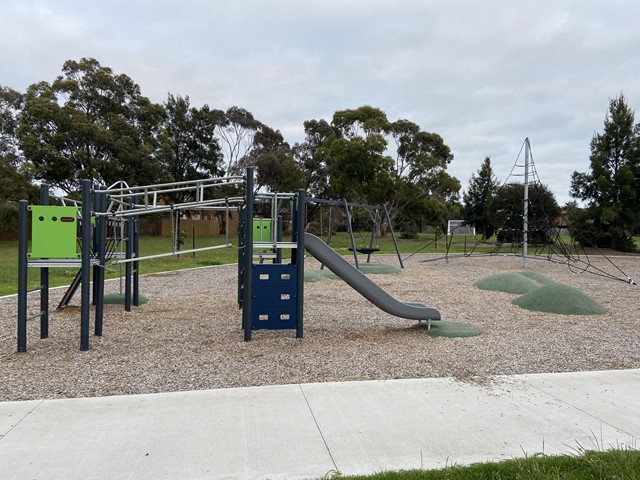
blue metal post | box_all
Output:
[17,200,28,353]
[276,215,283,264]
[95,187,106,336]
[295,190,305,339]
[243,168,254,341]
[125,199,133,312]
[237,204,244,309]
[80,179,91,351]
[133,196,140,307]
[39,184,49,338]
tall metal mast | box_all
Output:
[523,137,530,268]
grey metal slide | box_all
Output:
[304,233,441,321]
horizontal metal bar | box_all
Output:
[253,253,278,259]
[28,259,100,268]
[26,312,44,321]
[100,197,245,217]
[254,192,296,200]
[26,286,44,294]
[112,243,233,264]
[307,197,383,210]
[254,242,298,249]
[103,176,244,196]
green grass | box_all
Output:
[322,447,640,479]
[1,232,633,297]
[0,235,236,297]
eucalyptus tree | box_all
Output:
[293,119,335,197]
[295,106,461,233]
[157,93,224,202]
[322,106,395,206]
[17,58,164,193]
[388,118,460,230]
[243,124,305,192]
[213,106,261,175]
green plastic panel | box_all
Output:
[253,218,272,242]
[28,205,80,259]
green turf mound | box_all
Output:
[475,272,549,294]
[515,271,555,285]
[358,263,401,274]
[103,293,149,305]
[304,263,400,282]
[512,284,607,315]
[421,321,483,338]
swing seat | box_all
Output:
[349,247,380,255]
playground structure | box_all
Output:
[17,169,441,352]
[402,138,637,286]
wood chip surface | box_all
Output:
[1,253,639,401]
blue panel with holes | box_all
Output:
[252,263,297,287]
[251,305,297,330]
[251,263,298,330]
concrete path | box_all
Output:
[1,369,639,479]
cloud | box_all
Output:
[2,0,639,206]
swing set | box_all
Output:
[308,198,403,269]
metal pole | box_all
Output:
[80,179,91,351]
[321,205,337,270]
[276,215,283,264]
[344,200,359,269]
[133,197,140,307]
[243,168,254,341]
[17,200,29,353]
[327,205,336,244]
[95,187,106,336]
[125,199,133,312]
[237,204,244,309]
[225,199,230,246]
[383,204,403,269]
[523,137,530,269]
[366,221,376,263]
[295,189,305,339]
[39,184,49,338]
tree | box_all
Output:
[463,157,500,239]
[388,119,460,231]
[1,86,38,234]
[322,131,394,205]
[0,86,23,165]
[245,125,305,192]
[293,119,335,197]
[157,94,224,202]
[321,106,395,206]
[255,151,305,193]
[493,183,559,244]
[213,106,261,175]
[1,86,36,200]
[332,105,390,139]
[17,58,164,193]
[570,94,640,251]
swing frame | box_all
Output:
[308,198,403,269]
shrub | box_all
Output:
[400,224,419,239]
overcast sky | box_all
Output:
[2,0,639,205]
